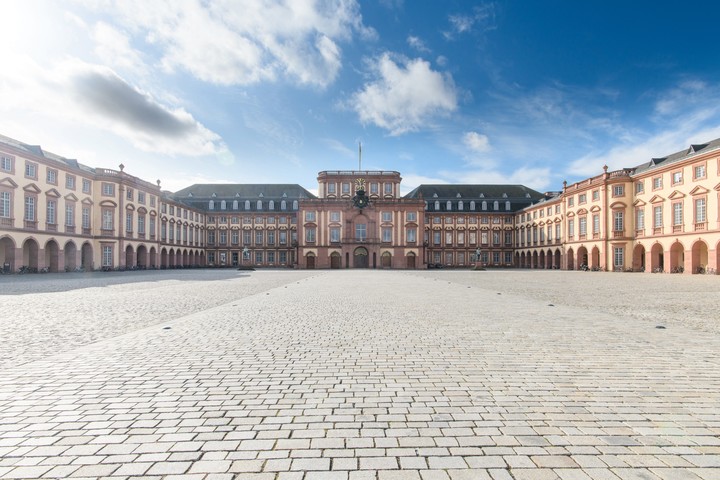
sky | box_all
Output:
[2,1,720,195]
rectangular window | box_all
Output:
[279,230,287,245]
[593,214,600,234]
[635,181,644,194]
[305,227,316,242]
[578,193,586,204]
[219,230,227,245]
[407,227,417,243]
[149,217,155,238]
[673,202,683,225]
[568,197,574,207]
[65,204,74,226]
[695,198,706,223]
[694,164,706,180]
[243,230,251,245]
[355,224,366,241]
[555,224,561,240]
[382,211,392,222]
[384,183,393,194]
[329,211,340,222]
[493,252,500,264]
[138,215,145,234]
[504,252,512,264]
[255,251,263,264]
[579,217,587,235]
[327,183,336,194]
[612,185,624,197]
[636,209,644,230]
[102,209,113,230]
[267,251,275,264]
[25,162,37,179]
[66,175,76,190]
[592,189,600,201]
[279,251,287,264]
[382,227,392,242]
[47,168,57,184]
[469,231,476,244]
[138,191,146,204]
[305,211,316,222]
[370,183,378,194]
[568,219,574,237]
[150,196,156,207]
[82,179,91,194]
[653,176,662,190]
[342,183,350,194]
[330,227,340,242]
[458,231,466,245]
[492,231,500,245]
[50,197,66,225]
[672,171,683,185]
[0,155,12,172]
[445,252,453,265]
[231,230,239,245]
[445,231,452,246]
[82,207,91,229]
[654,205,663,228]
[25,196,36,221]
[613,211,624,232]
[102,183,115,196]
[255,230,264,245]
[102,245,113,267]
[126,211,133,232]
[547,225,552,241]
[0,191,10,218]
[267,230,275,245]
[613,247,624,269]
[481,231,488,244]
[433,231,441,245]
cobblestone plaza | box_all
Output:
[1,270,719,480]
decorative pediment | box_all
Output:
[64,193,78,202]
[590,205,601,213]
[713,182,720,191]
[81,197,94,206]
[649,195,665,204]
[45,188,61,198]
[137,206,148,214]
[609,201,627,209]
[689,186,709,196]
[23,183,41,194]
[125,204,135,211]
[0,177,18,188]
[667,190,685,200]
[99,200,117,207]
[576,208,588,215]
[566,211,575,218]
[633,199,646,207]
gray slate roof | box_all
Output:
[633,137,720,175]
[172,183,316,200]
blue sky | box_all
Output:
[2,1,720,194]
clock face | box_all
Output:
[355,178,366,191]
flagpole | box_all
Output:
[358,142,362,171]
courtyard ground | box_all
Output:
[0,269,718,480]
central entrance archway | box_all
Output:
[353,247,369,268]
[330,252,341,269]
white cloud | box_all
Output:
[350,53,458,135]
[444,3,496,39]
[463,131,490,152]
[441,167,554,192]
[407,35,430,53]
[78,0,371,88]
[92,22,147,73]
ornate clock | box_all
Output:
[352,178,369,209]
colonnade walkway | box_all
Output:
[0,270,719,479]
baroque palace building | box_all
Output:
[0,133,719,274]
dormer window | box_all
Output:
[502,193,508,198]
[479,193,485,198]
[212,193,217,197]
[433,193,438,198]
[456,193,461,198]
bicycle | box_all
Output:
[671,266,684,274]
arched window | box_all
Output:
[233,200,238,210]
[209,200,215,210]
[505,201,511,211]
[481,201,487,210]
[470,201,475,210]
[220,200,226,210]
[446,200,452,211]
[244,200,250,210]
[269,200,275,210]
[493,201,499,210]
[458,200,464,211]
[434,200,440,211]
[292,200,298,210]
[281,200,287,210]
[256,200,262,210]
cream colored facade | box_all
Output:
[1,133,719,273]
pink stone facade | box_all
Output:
[1,133,719,273]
